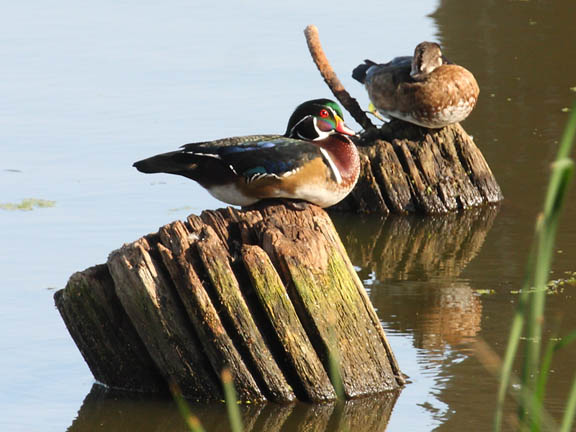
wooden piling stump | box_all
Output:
[332,122,503,214]
[241,245,336,401]
[55,204,403,402]
[54,265,166,392]
[107,237,224,401]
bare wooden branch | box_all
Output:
[304,25,375,130]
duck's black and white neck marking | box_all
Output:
[319,147,343,184]
[287,105,343,141]
[285,98,355,141]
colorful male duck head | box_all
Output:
[285,99,356,140]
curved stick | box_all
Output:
[304,25,375,130]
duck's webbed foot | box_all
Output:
[283,199,313,211]
[366,103,388,122]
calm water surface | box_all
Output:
[2,1,576,431]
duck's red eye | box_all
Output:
[319,109,329,118]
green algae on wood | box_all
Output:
[107,237,223,401]
[54,265,166,392]
[186,221,295,403]
[241,244,336,402]
[55,203,403,401]
[156,221,265,402]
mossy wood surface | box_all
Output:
[107,238,224,401]
[55,204,403,402]
[54,265,166,393]
[331,120,503,214]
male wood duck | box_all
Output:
[352,41,479,128]
[133,99,360,208]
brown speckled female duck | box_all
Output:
[353,42,479,128]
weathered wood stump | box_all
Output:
[55,204,403,402]
[306,25,503,214]
[54,265,167,393]
[330,121,503,214]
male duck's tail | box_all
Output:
[133,152,198,177]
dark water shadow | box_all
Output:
[67,384,400,432]
[332,205,499,351]
[332,205,499,281]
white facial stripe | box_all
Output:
[320,147,342,184]
[312,117,331,140]
[290,115,312,137]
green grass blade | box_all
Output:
[221,369,244,432]
[494,248,535,431]
[328,348,346,400]
[534,338,557,421]
[169,383,207,432]
[560,374,576,432]
[554,329,576,351]
[555,102,576,160]
[495,101,576,431]
[525,107,575,431]
[538,329,576,410]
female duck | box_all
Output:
[133,99,360,208]
[352,42,479,128]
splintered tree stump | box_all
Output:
[54,265,166,393]
[55,204,403,402]
[330,120,503,214]
[305,25,503,214]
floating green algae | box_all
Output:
[0,198,56,211]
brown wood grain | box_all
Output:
[56,204,403,401]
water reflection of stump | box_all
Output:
[68,384,398,432]
[333,206,498,348]
[333,205,498,281]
